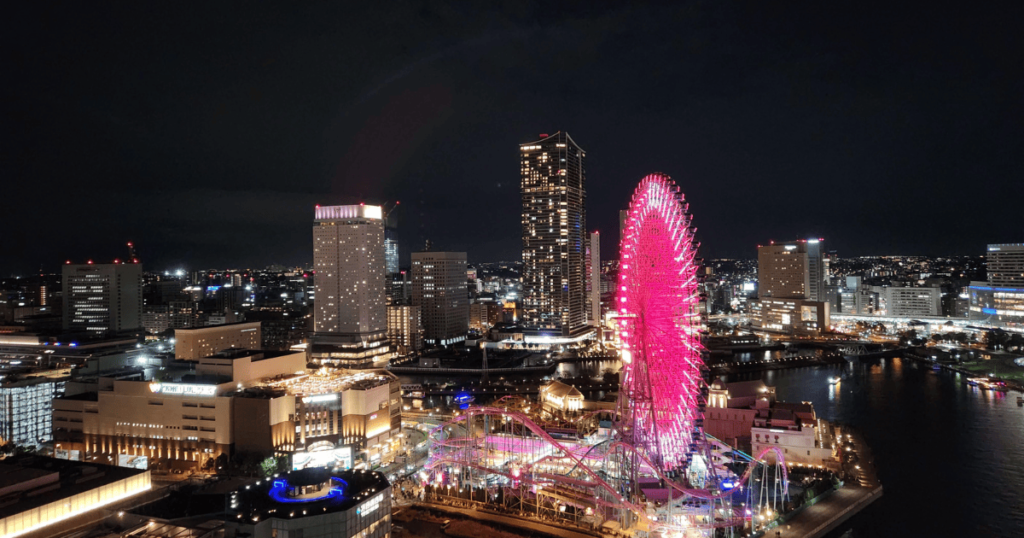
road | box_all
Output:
[416,503,601,538]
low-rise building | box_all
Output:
[705,379,840,469]
[539,380,584,415]
[227,468,391,538]
[53,348,401,471]
[750,298,830,334]
[0,456,151,538]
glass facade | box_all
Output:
[969,285,1024,328]
[0,380,64,447]
[520,132,587,336]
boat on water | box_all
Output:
[931,363,942,371]
[967,377,985,386]
[828,376,841,385]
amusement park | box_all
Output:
[414,175,847,537]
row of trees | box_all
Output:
[202,451,290,478]
[897,329,1024,352]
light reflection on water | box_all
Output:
[401,353,1024,535]
[753,356,1024,537]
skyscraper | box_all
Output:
[520,132,589,338]
[62,262,143,336]
[757,239,825,301]
[752,239,830,334]
[411,251,469,346]
[587,231,601,326]
[986,243,1024,286]
[310,204,393,368]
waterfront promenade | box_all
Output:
[779,485,884,538]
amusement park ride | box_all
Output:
[425,174,789,537]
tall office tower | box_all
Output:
[757,239,825,301]
[310,205,393,368]
[411,251,469,346]
[62,262,143,336]
[986,243,1024,286]
[520,132,589,338]
[587,231,601,326]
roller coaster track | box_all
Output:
[426,406,788,530]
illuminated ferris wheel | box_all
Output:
[617,173,704,472]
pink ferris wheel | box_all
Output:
[617,173,704,472]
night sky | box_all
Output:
[4,2,1023,275]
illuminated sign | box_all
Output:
[302,393,339,404]
[292,447,352,471]
[357,493,383,516]
[149,383,217,396]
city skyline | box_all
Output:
[5,3,1024,275]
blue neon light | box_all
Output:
[454,393,473,403]
[983,308,998,315]
[970,286,1024,293]
[267,477,348,504]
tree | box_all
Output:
[259,457,278,478]
[215,453,229,474]
[984,330,1009,350]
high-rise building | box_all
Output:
[62,262,143,336]
[309,205,393,368]
[986,243,1024,286]
[757,239,825,301]
[882,286,942,317]
[411,251,469,346]
[387,304,423,355]
[587,231,601,326]
[384,217,400,277]
[753,239,829,334]
[969,243,1024,327]
[520,132,589,338]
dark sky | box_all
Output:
[4,2,1023,275]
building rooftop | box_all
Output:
[175,321,260,333]
[0,456,149,521]
[257,368,394,397]
[228,468,389,522]
[205,349,297,362]
[541,380,583,399]
[716,379,772,400]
